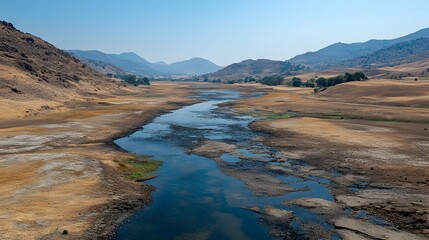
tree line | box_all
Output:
[106,73,150,86]
[258,72,368,89]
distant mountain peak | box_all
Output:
[67,50,221,77]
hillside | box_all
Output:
[0,21,121,118]
[203,59,305,81]
[68,50,221,77]
[80,58,127,75]
[289,27,429,69]
[316,79,429,107]
[338,38,429,68]
[68,50,158,75]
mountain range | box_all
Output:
[289,27,429,69]
[205,27,429,80]
[68,50,221,77]
[338,37,429,68]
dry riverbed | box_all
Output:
[0,82,198,239]
[1,80,428,239]
[225,80,429,239]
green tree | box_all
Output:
[304,79,315,88]
[353,72,368,81]
[328,75,344,86]
[259,75,284,86]
[291,77,303,87]
[316,77,328,87]
[137,77,150,85]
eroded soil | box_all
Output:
[0,83,198,239]
[1,80,428,239]
[225,80,429,239]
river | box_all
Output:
[114,89,337,239]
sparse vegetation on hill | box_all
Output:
[259,75,284,86]
[0,20,120,105]
[314,72,368,91]
[202,59,306,81]
[110,74,150,86]
[257,72,368,90]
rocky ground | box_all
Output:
[0,82,197,239]
[225,80,429,239]
[1,80,428,239]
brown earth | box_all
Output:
[0,20,126,120]
[0,82,198,240]
[227,79,429,238]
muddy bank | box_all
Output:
[244,112,428,238]
[0,83,199,239]
[84,102,199,239]
[113,89,342,239]
[249,118,429,237]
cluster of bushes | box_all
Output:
[107,73,150,85]
[225,77,257,84]
[286,72,368,89]
[256,71,368,90]
[314,72,368,87]
[203,76,257,84]
[259,75,284,86]
[204,71,369,88]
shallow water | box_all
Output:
[114,90,336,239]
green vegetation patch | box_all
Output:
[268,112,343,120]
[269,112,297,119]
[315,113,345,119]
[267,111,429,123]
[115,155,161,182]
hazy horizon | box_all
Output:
[1,0,428,66]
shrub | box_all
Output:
[137,77,150,85]
[304,79,315,88]
[316,72,367,88]
[328,75,344,86]
[259,75,284,86]
[115,74,150,85]
[244,76,256,83]
[291,77,303,87]
[316,77,328,87]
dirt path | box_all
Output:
[0,82,198,239]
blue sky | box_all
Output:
[1,0,428,65]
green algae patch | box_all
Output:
[115,155,161,182]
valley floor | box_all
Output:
[0,83,197,239]
[228,79,429,238]
[0,80,428,239]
